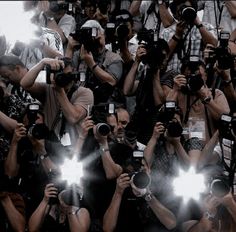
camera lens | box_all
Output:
[210,179,230,198]
[29,123,49,140]
[96,123,111,136]
[187,74,204,92]
[132,172,150,189]
[167,121,183,137]
[181,6,197,23]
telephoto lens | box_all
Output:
[96,123,111,136]
[210,179,230,198]
[28,123,49,140]
[131,171,150,189]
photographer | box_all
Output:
[71,20,123,104]
[38,0,76,46]
[123,38,169,144]
[103,156,177,231]
[20,57,93,146]
[166,58,230,144]
[161,0,217,73]
[181,181,236,232]
[28,183,91,232]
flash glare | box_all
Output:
[0,1,38,50]
[60,156,83,186]
[173,167,206,203]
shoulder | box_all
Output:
[104,50,123,63]
[73,87,94,104]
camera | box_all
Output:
[90,103,116,136]
[205,31,233,70]
[210,176,230,198]
[128,150,150,189]
[158,101,183,137]
[137,29,167,69]
[219,114,236,141]
[179,4,197,24]
[181,56,204,93]
[70,27,98,52]
[26,104,49,140]
[46,65,80,87]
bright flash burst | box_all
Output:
[0,1,38,49]
[60,156,83,186]
[173,167,206,203]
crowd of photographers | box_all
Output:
[1,0,236,231]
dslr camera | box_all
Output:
[128,150,151,189]
[205,31,234,70]
[219,114,236,141]
[45,65,80,87]
[26,103,49,140]
[70,27,98,52]
[90,103,116,137]
[137,29,166,69]
[181,56,204,93]
[47,169,82,206]
[158,101,183,137]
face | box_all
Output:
[117,108,130,132]
[84,2,96,18]
[0,66,21,84]
[23,112,44,127]
[106,114,118,139]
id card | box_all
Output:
[60,132,71,146]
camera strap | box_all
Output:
[184,95,199,124]
[143,2,162,36]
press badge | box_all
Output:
[188,117,206,140]
[60,132,72,146]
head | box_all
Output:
[116,107,130,142]
[0,55,27,85]
[114,9,134,41]
[106,113,118,140]
[81,0,97,19]
[170,0,198,22]
[49,0,68,20]
[81,20,105,53]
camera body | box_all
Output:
[205,31,233,70]
[137,29,166,69]
[70,27,98,52]
[219,114,236,141]
[158,101,183,137]
[26,104,49,140]
[90,103,116,136]
[128,150,150,189]
[45,65,79,87]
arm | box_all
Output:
[144,122,165,167]
[197,86,230,120]
[123,45,146,95]
[220,193,236,222]
[129,0,141,16]
[103,173,130,232]
[0,194,25,232]
[80,46,119,86]
[194,17,217,47]
[0,111,17,133]
[28,184,57,232]
[159,3,174,28]
[4,124,26,177]
[145,193,177,230]
[153,69,166,106]
[225,1,236,18]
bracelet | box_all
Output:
[196,23,203,29]
[99,146,109,154]
[92,63,98,71]
[67,209,79,215]
[172,35,181,42]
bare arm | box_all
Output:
[225,1,236,18]
[159,3,174,28]
[153,69,166,106]
[0,195,25,232]
[129,0,141,16]
[0,111,17,133]
[103,174,130,232]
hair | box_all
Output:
[180,59,206,74]
[113,9,134,26]
[169,0,198,15]
[81,20,105,34]
[0,55,25,70]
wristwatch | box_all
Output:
[158,0,164,4]
[47,17,54,22]
[201,96,212,105]
[40,153,49,160]
[144,193,153,202]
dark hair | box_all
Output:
[169,0,198,15]
[180,59,206,74]
[81,0,97,9]
[113,9,134,26]
[0,55,25,70]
